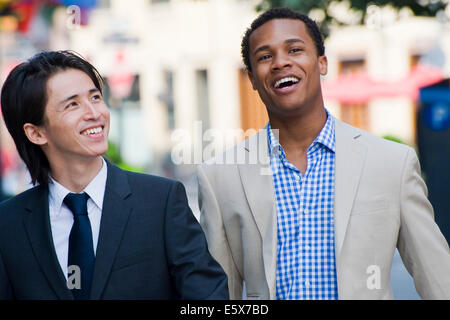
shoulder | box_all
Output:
[109,164,184,200]
[0,185,43,223]
[335,117,413,158]
[199,128,268,172]
[106,164,191,214]
[123,169,178,189]
[0,185,42,209]
[106,160,178,187]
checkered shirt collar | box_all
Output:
[267,108,336,158]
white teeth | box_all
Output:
[82,127,102,135]
[274,77,299,88]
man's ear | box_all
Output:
[247,70,257,91]
[318,55,328,76]
[23,123,48,146]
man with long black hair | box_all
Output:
[0,50,228,300]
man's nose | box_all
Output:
[271,51,291,71]
[84,101,101,119]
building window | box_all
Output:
[196,69,210,130]
[238,68,268,133]
[158,70,175,130]
[339,58,365,75]
[103,74,141,107]
[338,58,370,131]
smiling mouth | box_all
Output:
[273,76,300,89]
[81,126,103,135]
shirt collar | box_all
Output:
[267,108,336,157]
[314,109,336,153]
[48,157,108,217]
[267,122,282,158]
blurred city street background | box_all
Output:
[1,0,450,300]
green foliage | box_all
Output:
[256,0,448,38]
[382,134,407,145]
[116,162,145,173]
[105,140,122,164]
[104,140,145,173]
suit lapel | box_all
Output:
[237,130,277,299]
[23,185,73,300]
[334,119,367,264]
[90,161,132,299]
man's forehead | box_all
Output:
[46,69,95,100]
[249,18,310,49]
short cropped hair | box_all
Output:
[0,50,104,186]
[241,7,325,72]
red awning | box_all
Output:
[321,64,444,104]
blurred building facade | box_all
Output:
[325,13,450,146]
[67,0,450,173]
[1,0,450,192]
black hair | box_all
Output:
[0,50,104,186]
[241,7,325,72]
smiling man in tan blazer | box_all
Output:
[197,8,450,300]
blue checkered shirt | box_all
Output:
[268,110,338,300]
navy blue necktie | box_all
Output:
[64,192,95,300]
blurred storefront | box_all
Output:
[417,79,450,243]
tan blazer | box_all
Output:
[198,117,450,300]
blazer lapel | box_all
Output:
[237,130,277,299]
[334,119,367,264]
[23,185,73,300]
[90,161,132,299]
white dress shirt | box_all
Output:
[48,158,107,279]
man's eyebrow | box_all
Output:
[253,45,270,56]
[253,38,305,56]
[58,88,100,105]
[285,38,305,45]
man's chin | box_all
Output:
[267,103,306,117]
[82,145,109,159]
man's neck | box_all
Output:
[49,156,104,193]
[269,106,327,153]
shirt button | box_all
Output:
[295,174,301,181]
[305,245,310,250]
[305,281,311,288]
[304,209,309,214]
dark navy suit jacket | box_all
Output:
[0,161,228,299]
